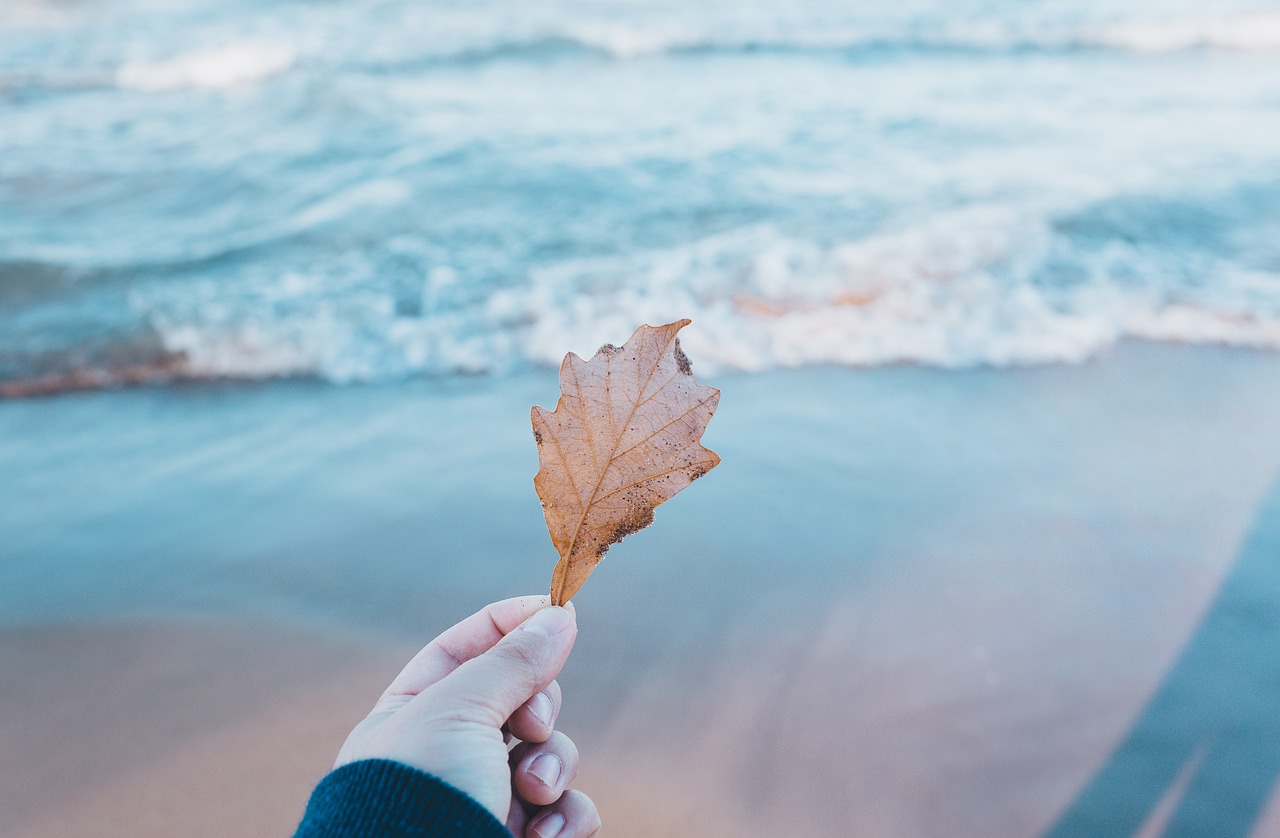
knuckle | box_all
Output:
[452,690,514,726]
[369,693,413,715]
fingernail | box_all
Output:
[528,753,562,789]
[532,811,566,838]
[523,606,573,637]
[529,691,554,727]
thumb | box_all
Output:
[423,605,577,727]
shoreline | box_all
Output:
[3,337,1278,403]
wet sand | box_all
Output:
[0,621,403,837]
[3,343,1280,837]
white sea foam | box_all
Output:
[116,43,295,92]
[139,208,1280,384]
[359,11,1280,65]
[562,23,701,59]
[1126,305,1280,348]
[514,11,1280,59]
[155,321,318,379]
[1090,12,1280,53]
[515,209,1115,371]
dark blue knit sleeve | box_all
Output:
[294,759,512,837]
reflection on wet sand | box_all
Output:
[1049,480,1280,837]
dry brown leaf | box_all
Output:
[532,319,721,605]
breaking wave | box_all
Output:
[7,190,1278,396]
[116,42,296,91]
[398,12,1280,65]
[97,9,1280,94]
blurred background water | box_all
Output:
[2,0,1279,393]
[7,3,1280,836]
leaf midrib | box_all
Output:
[556,331,675,598]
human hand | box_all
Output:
[335,596,600,837]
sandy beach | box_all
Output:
[4,343,1280,837]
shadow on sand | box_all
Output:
[1047,478,1280,836]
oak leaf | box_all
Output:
[532,320,721,605]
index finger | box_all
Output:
[374,596,561,710]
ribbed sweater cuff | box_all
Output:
[294,759,511,837]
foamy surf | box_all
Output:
[363,13,1280,66]
[68,204,1266,390]
[116,43,295,91]
[378,11,1280,64]
[1091,12,1280,53]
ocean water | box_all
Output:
[2,0,1279,392]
